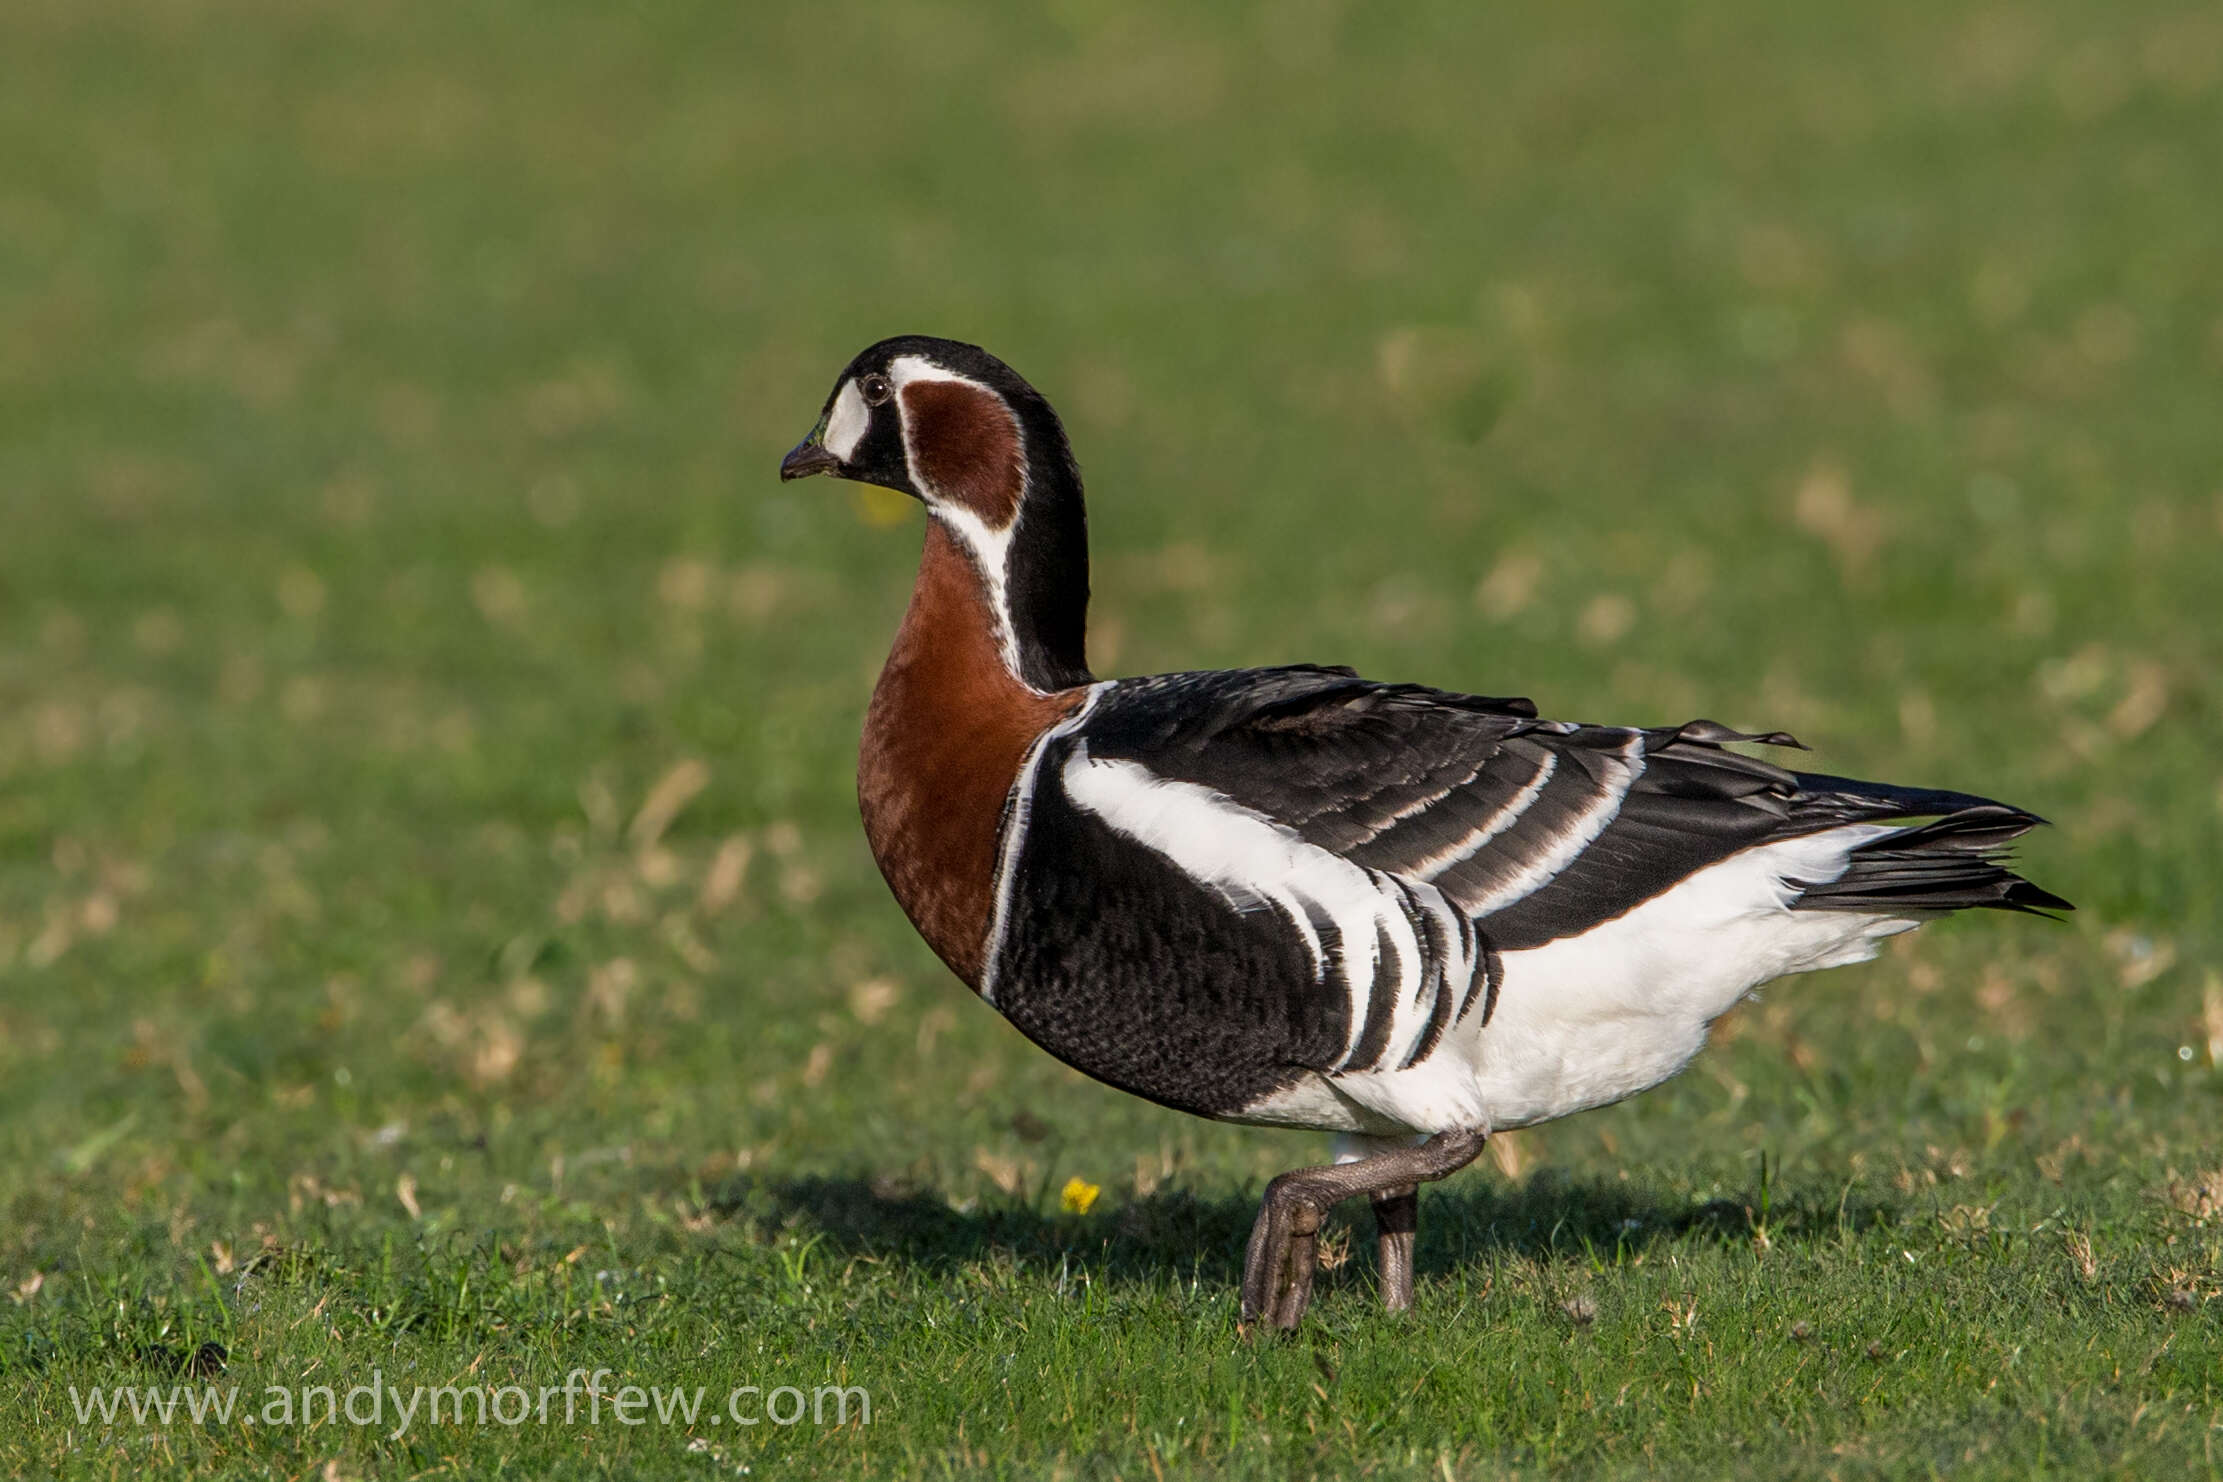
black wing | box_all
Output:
[1079,666,2062,951]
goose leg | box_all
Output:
[1371,1186,1419,1312]
[1239,1127,1487,1333]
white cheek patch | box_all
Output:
[823,381,870,461]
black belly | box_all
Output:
[985,783,1349,1119]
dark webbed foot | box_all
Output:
[1238,1129,1486,1333]
[1240,1178,1324,1330]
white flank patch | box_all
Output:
[979,685,1110,1007]
[822,380,870,461]
[1470,825,1912,1129]
[1233,1057,1492,1136]
[1233,824,1921,1137]
[1060,747,1477,1073]
[1227,1074,1393,1134]
[1330,1056,1495,1134]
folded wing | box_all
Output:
[1075,666,2062,954]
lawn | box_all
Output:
[3,0,2221,1475]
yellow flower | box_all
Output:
[1059,1176,1101,1215]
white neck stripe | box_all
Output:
[893,358,1034,689]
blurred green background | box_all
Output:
[3,1,2220,1476]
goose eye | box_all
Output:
[859,373,893,407]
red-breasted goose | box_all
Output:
[778,335,2069,1332]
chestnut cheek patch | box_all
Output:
[901,380,1025,527]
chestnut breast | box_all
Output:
[858,521,1081,986]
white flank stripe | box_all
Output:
[1407,752,1558,881]
[1459,735,1647,916]
[1382,883,1472,1067]
[978,685,1110,1006]
[1061,747,1474,1071]
[1237,824,1933,1137]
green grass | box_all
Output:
[4,0,2222,1475]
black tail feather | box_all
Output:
[1788,800,2073,917]
[1785,772,2044,829]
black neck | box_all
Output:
[1002,397,1093,692]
